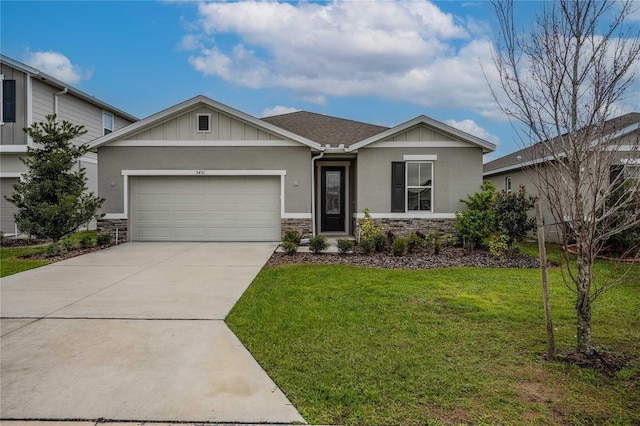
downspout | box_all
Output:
[311,150,325,236]
[54,87,68,118]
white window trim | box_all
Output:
[196,113,212,133]
[103,111,114,135]
[405,161,434,213]
[506,176,512,193]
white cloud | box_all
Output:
[445,119,500,145]
[262,106,301,117]
[184,0,501,116]
[23,51,91,85]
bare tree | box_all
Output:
[490,0,640,356]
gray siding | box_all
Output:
[32,79,134,145]
[386,124,456,143]
[129,106,278,141]
[0,153,26,173]
[98,146,312,215]
[357,147,484,214]
[1,177,20,233]
[0,63,28,145]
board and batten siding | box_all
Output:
[31,79,133,145]
[0,63,28,145]
[387,124,457,143]
[129,107,279,142]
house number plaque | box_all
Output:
[195,170,205,175]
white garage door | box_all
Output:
[130,176,281,242]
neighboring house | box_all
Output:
[0,54,138,234]
[484,113,640,242]
[92,95,495,242]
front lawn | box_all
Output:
[226,262,640,425]
[0,245,52,277]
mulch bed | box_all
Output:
[551,348,635,376]
[268,247,545,269]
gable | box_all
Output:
[128,106,280,142]
[365,124,478,148]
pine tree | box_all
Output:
[6,115,104,241]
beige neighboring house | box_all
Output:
[483,113,640,242]
[0,54,138,234]
[91,95,496,242]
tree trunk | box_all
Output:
[576,240,594,355]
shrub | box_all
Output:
[283,230,302,245]
[392,237,407,256]
[45,242,64,257]
[97,233,112,246]
[406,232,422,253]
[487,233,510,258]
[281,240,299,255]
[373,233,387,252]
[359,238,376,255]
[386,230,395,244]
[360,208,384,240]
[456,182,497,250]
[60,238,77,252]
[79,235,94,249]
[494,185,536,247]
[309,235,328,254]
[440,233,457,248]
[337,239,354,254]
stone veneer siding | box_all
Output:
[281,218,313,239]
[97,218,129,244]
[355,218,456,240]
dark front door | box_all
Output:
[321,167,345,232]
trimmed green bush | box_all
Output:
[283,230,302,245]
[337,239,354,254]
[281,240,299,255]
[79,235,94,249]
[392,237,407,256]
[309,235,328,254]
[97,233,112,246]
[359,238,376,255]
[406,232,422,253]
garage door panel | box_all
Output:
[131,176,280,242]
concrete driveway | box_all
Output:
[1,242,305,424]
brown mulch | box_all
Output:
[551,348,635,376]
[0,236,51,247]
[268,247,545,269]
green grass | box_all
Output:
[0,230,98,277]
[227,257,640,425]
[0,245,52,277]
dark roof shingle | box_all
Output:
[262,111,389,147]
[484,113,640,174]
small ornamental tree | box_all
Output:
[494,185,537,247]
[6,115,104,241]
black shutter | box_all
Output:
[3,80,16,123]
[391,161,405,212]
[610,165,624,185]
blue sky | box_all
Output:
[2,0,639,162]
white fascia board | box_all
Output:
[403,154,438,161]
[0,145,28,153]
[346,115,496,153]
[282,213,312,219]
[108,140,302,148]
[352,212,456,219]
[79,156,98,165]
[621,158,640,165]
[90,95,321,150]
[0,172,23,178]
[370,141,472,149]
[121,169,286,177]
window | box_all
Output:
[103,112,114,135]
[2,79,16,123]
[391,161,433,212]
[626,165,640,182]
[197,114,211,132]
[506,176,512,193]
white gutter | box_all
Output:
[54,87,68,117]
[310,150,326,236]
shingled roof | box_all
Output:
[484,112,640,175]
[262,111,389,147]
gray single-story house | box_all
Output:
[91,95,495,242]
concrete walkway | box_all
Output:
[1,242,305,424]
